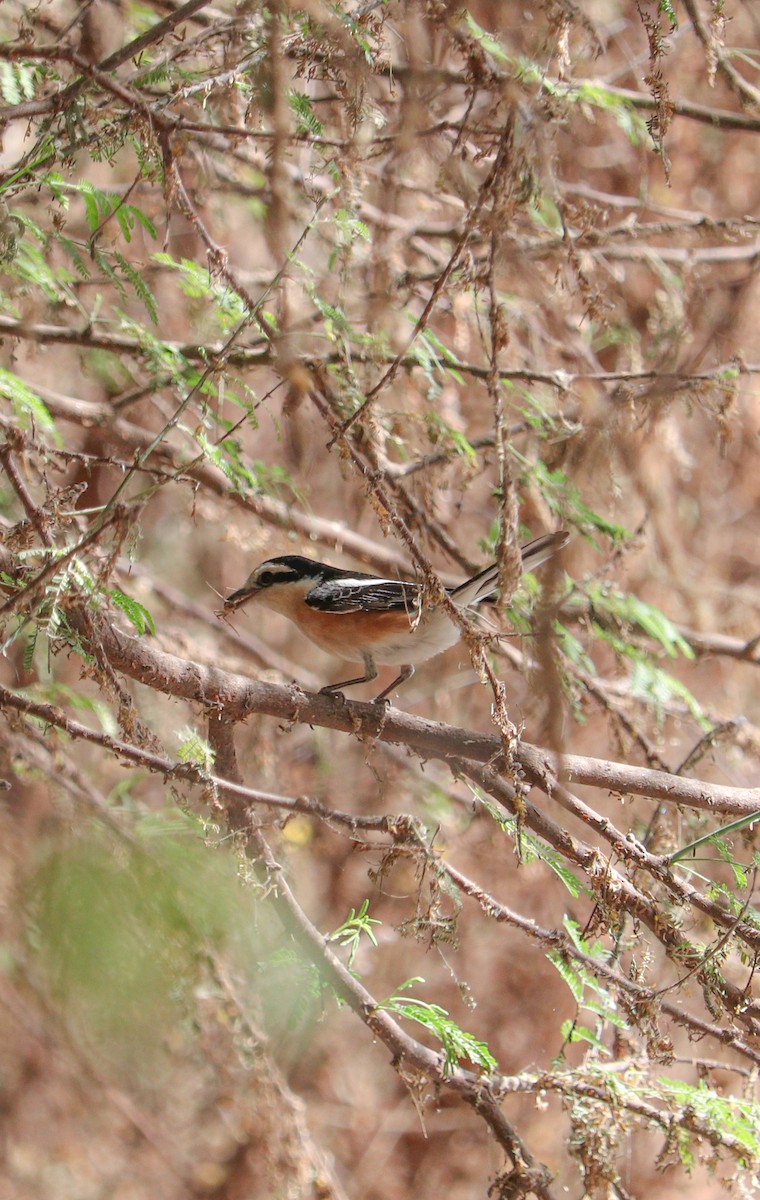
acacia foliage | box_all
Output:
[1,2,760,1199]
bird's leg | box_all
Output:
[319,654,378,698]
[372,664,414,704]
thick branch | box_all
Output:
[85,621,760,819]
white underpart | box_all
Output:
[357,605,467,666]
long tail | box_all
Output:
[451,530,569,607]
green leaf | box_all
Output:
[582,998,627,1030]
[288,90,324,137]
[548,951,584,1003]
[529,195,562,234]
[574,82,650,146]
[59,237,92,280]
[176,728,215,771]
[329,899,380,967]
[151,252,246,330]
[94,248,129,306]
[655,1078,759,1155]
[113,251,158,324]
[584,583,694,660]
[127,204,157,240]
[23,628,38,672]
[560,1020,610,1053]
[670,810,760,864]
[629,659,707,728]
[26,814,252,1064]
[549,920,626,1040]
[35,682,118,737]
[335,210,369,243]
[381,986,497,1075]
[481,803,587,897]
[658,0,678,30]
[5,220,79,305]
[530,460,628,544]
[0,368,61,444]
[110,589,156,636]
[114,203,134,243]
[423,413,477,463]
[115,315,189,380]
[0,61,36,105]
[80,183,100,232]
[554,621,597,676]
[409,322,464,389]
[714,838,749,889]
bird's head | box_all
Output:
[224,555,323,611]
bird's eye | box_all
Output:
[257,570,279,587]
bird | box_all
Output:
[224,530,569,704]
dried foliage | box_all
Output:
[1,1,760,1198]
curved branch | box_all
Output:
[83,619,760,818]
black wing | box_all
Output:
[305,577,422,614]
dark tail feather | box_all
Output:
[451,530,569,605]
[519,530,570,573]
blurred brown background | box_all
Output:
[1,1,760,1197]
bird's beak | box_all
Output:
[224,584,259,611]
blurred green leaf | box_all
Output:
[0,368,61,444]
[26,816,253,1070]
[584,583,694,660]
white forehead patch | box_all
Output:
[248,563,302,585]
